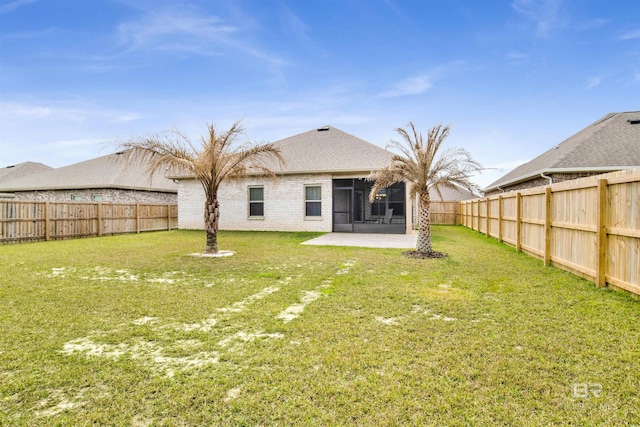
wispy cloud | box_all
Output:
[113,5,285,66]
[42,138,104,151]
[574,18,608,32]
[487,160,529,171]
[280,6,308,38]
[376,61,470,98]
[587,76,601,89]
[512,0,564,38]
[0,0,37,14]
[116,8,236,54]
[1,101,144,125]
[377,74,432,98]
[2,27,56,40]
[11,104,52,118]
[114,113,143,123]
[620,28,640,40]
[506,51,529,65]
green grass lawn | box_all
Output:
[1,226,638,426]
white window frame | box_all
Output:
[248,186,264,218]
[304,184,322,218]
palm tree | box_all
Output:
[118,120,283,254]
[368,122,482,257]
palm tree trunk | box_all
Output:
[204,199,220,254]
[417,190,433,254]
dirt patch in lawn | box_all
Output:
[402,250,447,259]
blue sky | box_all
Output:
[1,0,638,188]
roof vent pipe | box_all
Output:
[540,172,552,185]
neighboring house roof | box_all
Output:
[0,161,53,184]
[485,111,640,192]
[429,185,476,201]
[0,151,178,193]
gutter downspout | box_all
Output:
[540,172,553,185]
[496,186,505,193]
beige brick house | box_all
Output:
[173,126,415,234]
[484,111,640,195]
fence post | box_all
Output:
[136,203,140,233]
[544,187,552,266]
[453,202,458,225]
[167,203,171,230]
[516,192,521,252]
[596,179,608,287]
[97,203,103,237]
[474,200,478,231]
[462,202,466,227]
[485,198,490,238]
[466,201,470,227]
[466,202,469,227]
[498,195,503,243]
[463,202,466,227]
[44,202,50,241]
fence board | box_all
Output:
[460,168,640,296]
[0,201,177,244]
[428,201,459,225]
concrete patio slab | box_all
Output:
[301,233,417,249]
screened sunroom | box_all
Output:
[332,179,406,234]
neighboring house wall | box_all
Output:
[10,189,177,204]
[485,172,612,195]
[178,174,333,232]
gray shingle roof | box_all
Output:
[0,162,53,184]
[429,185,476,201]
[168,125,394,179]
[485,111,640,191]
[0,152,177,193]
[269,126,393,174]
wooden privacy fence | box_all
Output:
[460,169,640,297]
[0,201,178,244]
[412,201,460,226]
[428,201,460,225]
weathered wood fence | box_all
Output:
[0,201,178,244]
[460,169,640,297]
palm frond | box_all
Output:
[116,120,283,202]
[368,121,482,202]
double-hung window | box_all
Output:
[248,186,264,217]
[305,185,322,217]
